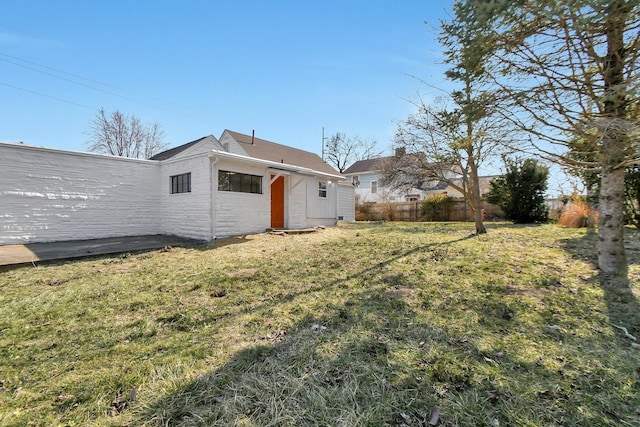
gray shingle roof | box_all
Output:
[224,130,341,176]
[148,136,210,160]
[343,157,390,174]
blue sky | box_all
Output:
[1,0,454,158]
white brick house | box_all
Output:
[0,130,354,245]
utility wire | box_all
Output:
[0,51,177,106]
[0,81,95,110]
[0,57,146,103]
[0,51,188,114]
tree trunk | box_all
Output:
[597,0,629,284]
[464,173,487,235]
[598,165,628,281]
[467,150,487,235]
[470,194,486,234]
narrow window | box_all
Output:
[218,170,263,194]
[171,173,191,194]
[371,180,378,194]
[318,181,327,198]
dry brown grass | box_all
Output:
[558,199,599,228]
[2,222,640,426]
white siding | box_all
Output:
[306,177,337,225]
[159,156,213,241]
[213,159,270,238]
[337,183,355,222]
[0,143,161,244]
[286,175,308,229]
[352,172,383,203]
[218,131,249,156]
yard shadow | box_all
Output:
[124,228,640,426]
[192,234,253,251]
[129,235,473,425]
[560,226,640,347]
[136,274,441,425]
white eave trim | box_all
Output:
[209,149,346,180]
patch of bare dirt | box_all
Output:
[227,268,258,278]
[504,284,547,302]
[385,286,418,300]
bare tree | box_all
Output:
[384,1,513,235]
[324,132,380,173]
[86,108,167,159]
[385,93,511,235]
[460,0,640,283]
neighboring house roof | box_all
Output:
[224,130,341,176]
[344,153,461,177]
[343,157,387,175]
[148,136,211,160]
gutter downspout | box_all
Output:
[209,156,219,240]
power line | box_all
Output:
[0,81,95,110]
[0,51,189,114]
[0,56,149,103]
[0,51,171,104]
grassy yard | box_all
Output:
[1,222,639,426]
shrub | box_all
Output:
[486,158,549,223]
[422,194,450,221]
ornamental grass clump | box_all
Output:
[558,197,598,228]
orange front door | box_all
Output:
[271,175,285,228]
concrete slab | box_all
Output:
[0,235,203,266]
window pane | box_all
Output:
[251,175,262,194]
[218,171,230,191]
[240,174,251,193]
[229,172,242,191]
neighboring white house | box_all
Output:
[0,130,355,245]
[343,155,496,204]
[343,156,451,204]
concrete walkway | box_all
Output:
[0,235,202,266]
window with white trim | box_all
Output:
[318,181,327,198]
[371,180,378,194]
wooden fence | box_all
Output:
[355,199,504,222]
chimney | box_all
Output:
[395,147,406,157]
[252,130,255,145]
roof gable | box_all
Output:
[223,130,340,176]
[149,135,220,160]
